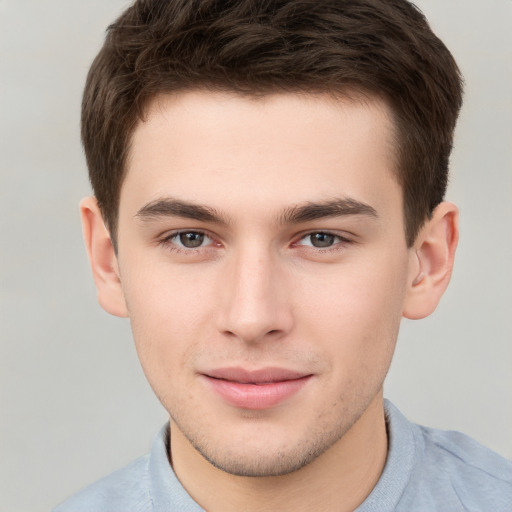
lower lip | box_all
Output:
[203,375,312,410]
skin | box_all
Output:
[82,91,458,511]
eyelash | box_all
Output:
[158,230,354,254]
[293,232,353,252]
[159,230,218,254]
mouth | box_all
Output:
[200,367,313,410]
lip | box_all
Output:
[201,367,313,410]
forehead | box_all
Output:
[120,90,401,224]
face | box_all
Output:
[115,91,414,476]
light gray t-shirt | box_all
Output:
[54,400,512,511]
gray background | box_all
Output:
[1,1,511,510]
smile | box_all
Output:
[201,367,313,410]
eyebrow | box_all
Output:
[279,198,378,224]
[135,196,378,225]
[135,198,229,225]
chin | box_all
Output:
[196,444,326,477]
[182,417,351,478]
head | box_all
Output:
[80,0,462,482]
[82,0,463,250]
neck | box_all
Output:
[169,393,388,512]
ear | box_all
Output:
[402,202,459,320]
[80,197,128,318]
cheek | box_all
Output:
[122,264,214,387]
[297,254,408,364]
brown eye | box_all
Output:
[309,233,336,248]
[178,232,205,248]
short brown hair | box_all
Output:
[82,0,463,247]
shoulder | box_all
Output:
[53,423,202,512]
[53,454,152,512]
[420,424,512,480]
[367,401,512,512]
[406,422,512,510]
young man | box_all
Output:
[55,0,511,510]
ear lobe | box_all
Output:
[80,197,128,318]
[403,202,459,320]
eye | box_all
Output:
[296,232,347,249]
[166,231,213,249]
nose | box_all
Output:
[217,246,294,344]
